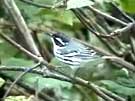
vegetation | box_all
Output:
[0,0,135,101]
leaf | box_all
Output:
[101,80,135,96]
[21,75,82,101]
[76,57,128,81]
[0,40,18,58]
[1,58,34,66]
[0,58,73,96]
[37,9,74,26]
[67,0,94,9]
[117,77,135,88]
[62,87,82,101]
[118,0,135,13]
[75,57,104,80]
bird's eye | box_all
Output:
[55,38,65,45]
[53,37,65,47]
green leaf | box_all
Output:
[75,57,104,80]
[101,80,135,96]
[62,87,82,101]
[67,0,94,9]
[22,76,72,92]
[76,57,128,81]
[37,9,74,26]
[1,58,34,66]
[0,40,18,58]
[117,77,135,88]
[0,62,73,96]
[118,0,135,13]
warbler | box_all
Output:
[47,32,98,69]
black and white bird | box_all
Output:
[48,32,98,69]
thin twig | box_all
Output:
[0,0,133,100]
[103,56,135,71]
[0,66,127,101]
[20,0,65,8]
[19,0,128,27]
[72,9,123,56]
[20,0,52,8]
[72,9,115,39]
[87,6,128,26]
[99,86,126,101]
[0,31,43,62]
[0,32,125,101]
[0,71,56,101]
[3,62,41,100]
[2,0,40,56]
[111,3,134,22]
[1,30,135,73]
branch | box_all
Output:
[0,32,125,101]
[87,6,128,26]
[111,23,133,35]
[3,62,41,100]
[0,70,56,101]
[72,9,127,56]
[0,66,126,101]
[111,23,135,57]
[20,0,52,8]
[0,32,42,62]
[110,3,134,22]
[2,0,40,56]
[103,56,135,71]
[19,0,65,8]
[19,0,128,27]
[99,86,126,101]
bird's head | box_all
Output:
[50,32,70,47]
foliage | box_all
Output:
[0,0,135,101]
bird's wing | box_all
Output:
[60,43,97,60]
[69,41,97,59]
[55,49,81,66]
[55,40,98,66]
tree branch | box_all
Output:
[0,65,126,101]
[2,0,40,56]
[3,62,41,100]
[0,32,125,101]
[20,0,52,8]
[87,6,128,26]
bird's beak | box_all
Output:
[45,32,53,37]
[45,32,52,36]
[45,31,58,37]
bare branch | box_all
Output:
[103,56,135,71]
[2,0,40,56]
[20,0,52,8]
[3,63,41,100]
[87,6,128,26]
[0,65,126,101]
[110,3,134,22]
[0,32,125,101]
[0,32,43,62]
[99,86,126,101]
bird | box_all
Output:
[47,32,98,69]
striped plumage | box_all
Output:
[51,32,98,68]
